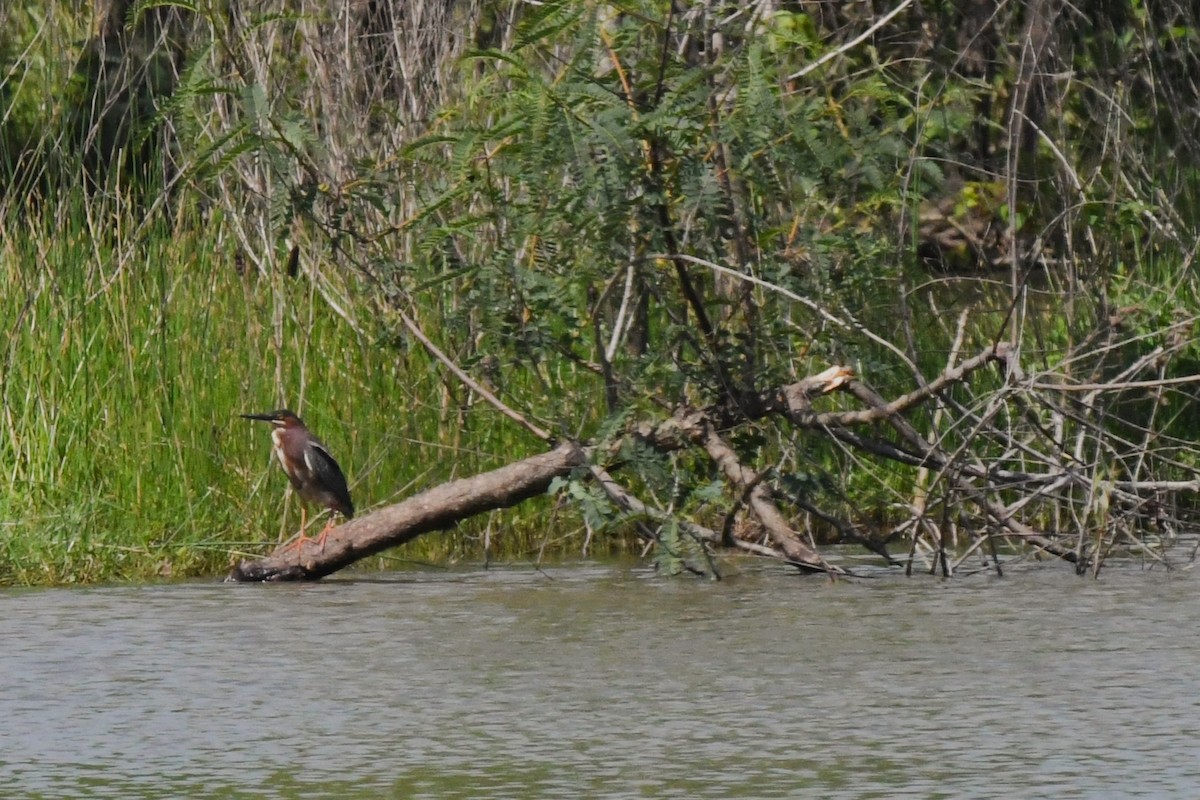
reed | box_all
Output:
[0,195,611,585]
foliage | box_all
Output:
[2,0,1199,582]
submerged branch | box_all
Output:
[694,418,838,574]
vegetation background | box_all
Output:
[2,0,1198,584]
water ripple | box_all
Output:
[1,564,1198,797]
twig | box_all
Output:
[660,252,923,378]
[1027,374,1200,392]
[590,466,781,560]
[395,302,553,443]
[786,0,915,82]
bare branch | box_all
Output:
[395,302,554,444]
[786,0,915,82]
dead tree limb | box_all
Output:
[228,441,586,581]
[845,378,1080,565]
[589,465,786,566]
[694,418,840,574]
[786,342,1014,429]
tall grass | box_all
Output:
[0,194,603,585]
[0,2,628,586]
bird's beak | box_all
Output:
[240,412,276,422]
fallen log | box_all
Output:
[228,341,1149,582]
[229,365,861,582]
[227,440,587,581]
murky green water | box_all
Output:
[2,561,1199,798]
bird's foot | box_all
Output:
[280,532,316,553]
[315,521,336,552]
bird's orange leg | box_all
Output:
[281,506,314,552]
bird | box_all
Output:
[241,409,354,551]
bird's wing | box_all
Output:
[304,441,355,518]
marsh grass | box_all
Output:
[0,192,613,585]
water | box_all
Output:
[2,561,1199,798]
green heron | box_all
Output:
[242,409,354,550]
